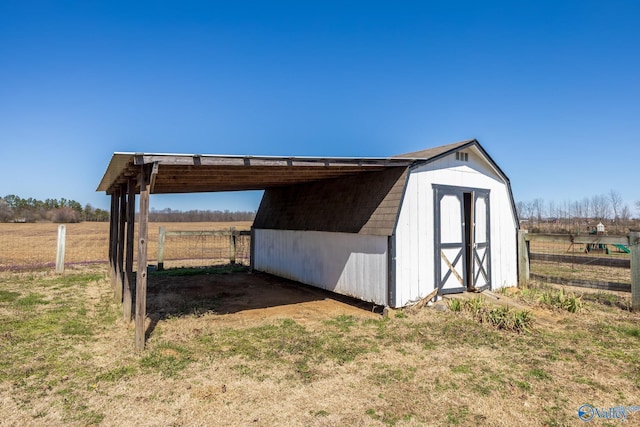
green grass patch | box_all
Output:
[46,272,105,286]
[323,314,357,332]
[450,364,472,374]
[140,342,193,377]
[0,289,20,303]
[61,317,94,337]
[370,364,417,386]
[15,293,49,309]
[514,380,531,391]
[445,406,469,425]
[95,365,137,382]
[526,368,552,381]
[197,317,376,381]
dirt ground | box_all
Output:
[146,268,381,332]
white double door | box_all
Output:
[434,185,491,294]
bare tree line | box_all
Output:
[517,190,639,234]
[0,195,256,223]
[148,208,255,222]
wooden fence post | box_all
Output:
[157,226,166,271]
[517,229,530,286]
[55,224,66,274]
[229,227,236,264]
[123,177,135,323]
[115,187,126,303]
[135,167,150,351]
[630,230,640,311]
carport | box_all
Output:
[97,152,415,350]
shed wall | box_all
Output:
[253,229,388,305]
[394,147,518,306]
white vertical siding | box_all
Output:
[253,229,388,305]
[394,146,518,306]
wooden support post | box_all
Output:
[157,226,166,271]
[135,167,150,351]
[517,229,530,286]
[55,224,66,274]
[630,230,640,312]
[229,227,236,264]
[109,194,118,293]
[249,227,255,272]
[115,187,126,303]
[123,178,135,323]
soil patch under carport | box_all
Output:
[144,266,381,334]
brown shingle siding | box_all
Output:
[253,167,408,236]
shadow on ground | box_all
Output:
[140,264,381,340]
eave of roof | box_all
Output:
[96,152,416,194]
[96,139,508,196]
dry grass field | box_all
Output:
[1,265,639,426]
[0,221,253,270]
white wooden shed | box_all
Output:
[98,138,519,348]
[251,139,519,307]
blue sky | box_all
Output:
[1,1,638,213]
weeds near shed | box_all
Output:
[447,298,462,312]
[509,283,585,313]
[447,297,533,333]
[538,287,583,313]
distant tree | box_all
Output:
[620,205,631,225]
[591,194,610,221]
[516,201,524,220]
[608,190,623,221]
[148,207,255,222]
[547,200,556,220]
[51,207,80,223]
[4,194,20,208]
[532,198,545,223]
[0,198,13,222]
[570,200,582,220]
[581,197,591,220]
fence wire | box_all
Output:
[0,223,251,272]
[528,237,631,285]
[0,223,109,271]
[161,232,250,269]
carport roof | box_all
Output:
[96,139,475,195]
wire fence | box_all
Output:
[0,222,252,272]
[527,233,632,291]
[159,228,251,269]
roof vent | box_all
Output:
[455,152,469,162]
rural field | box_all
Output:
[1,262,639,426]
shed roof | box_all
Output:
[96,139,482,195]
